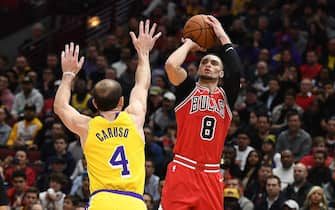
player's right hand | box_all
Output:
[61,42,85,75]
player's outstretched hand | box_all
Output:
[129,19,161,54]
[61,42,85,76]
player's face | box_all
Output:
[198,55,223,82]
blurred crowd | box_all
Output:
[1,0,335,209]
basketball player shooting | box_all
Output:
[54,20,161,210]
[162,15,242,209]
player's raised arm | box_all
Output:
[126,20,161,128]
[205,15,242,107]
[54,43,91,142]
[165,39,204,86]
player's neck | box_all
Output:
[100,109,121,121]
[198,80,218,93]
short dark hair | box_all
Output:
[49,172,67,185]
[24,187,39,196]
[12,170,26,180]
[266,175,281,186]
[92,80,122,111]
[286,110,301,121]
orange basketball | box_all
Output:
[182,14,217,49]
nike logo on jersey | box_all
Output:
[190,95,225,118]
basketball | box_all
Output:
[182,14,217,49]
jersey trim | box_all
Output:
[218,87,232,120]
[175,87,197,112]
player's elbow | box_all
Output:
[165,62,181,86]
[53,102,62,116]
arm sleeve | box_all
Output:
[175,76,196,105]
[219,44,242,109]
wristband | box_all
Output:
[63,72,76,77]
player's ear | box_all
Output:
[219,70,224,78]
[117,96,124,110]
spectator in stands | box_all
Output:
[260,135,280,168]
[283,163,312,207]
[63,195,79,210]
[71,172,89,203]
[149,91,176,138]
[144,126,164,167]
[250,113,273,151]
[271,90,303,130]
[0,75,14,111]
[222,146,242,180]
[37,120,66,161]
[0,106,11,145]
[39,172,66,210]
[250,61,271,96]
[323,167,335,208]
[241,150,262,189]
[6,170,28,208]
[273,149,295,190]
[145,159,160,204]
[237,86,267,123]
[11,76,44,119]
[70,78,92,113]
[300,50,323,80]
[0,175,8,210]
[143,192,154,210]
[320,37,335,75]
[245,164,272,207]
[224,188,242,210]
[111,47,131,79]
[276,111,312,162]
[68,135,84,164]
[325,116,335,157]
[4,150,36,186]
[36,157,68,192]
[21,187,39,210]
[301,186,328,210]
[295,78,316,111]
[279,65,300,94]
[102,34,121,65]
[234,131,255,171]
[118,55,137,106]
[7,103,42,149]
[82,45,99,79]
[282,199,300,210]
[307,150,331,186]
[36,68,56,100]
[260,77,283,113]
[255,175,286,210]
[88,55,108,88]
[300,136,333,170]
[46,53,62,80]
[225,177,254,210]
[45,135,76,177]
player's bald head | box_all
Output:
[92,79,122,111]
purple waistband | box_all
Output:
[90,189,144,201]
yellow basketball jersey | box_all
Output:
[84,112,145,195]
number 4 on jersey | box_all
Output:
[109,145,131,177]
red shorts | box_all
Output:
[162,157,224,210]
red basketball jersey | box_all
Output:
[174,84,232,164]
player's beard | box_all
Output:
[199,75,218,82]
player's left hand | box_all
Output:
[129,19,162,54]
[205,15,231,44]
[61,42,85,76]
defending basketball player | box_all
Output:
[54,20,161,210]
[161,15,242,209]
